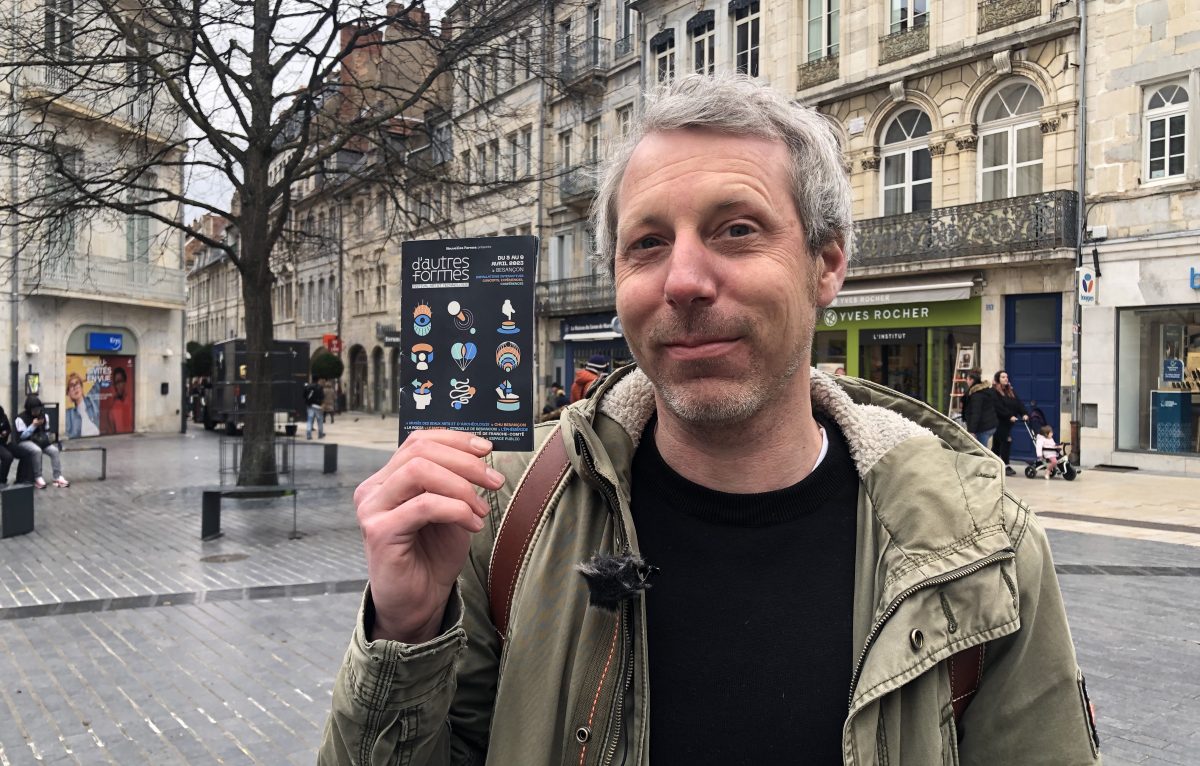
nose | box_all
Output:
[662,231,717,309]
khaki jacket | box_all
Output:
[320,366,1101,765]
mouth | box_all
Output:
[661,337,740,360]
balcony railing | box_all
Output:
[559,163,599,204]
[614,34,635,59]
[22,66,185,142]
[854,190,1078,268]
[25,255,186,307]
[536,273,615,316]
[559,37,611,84]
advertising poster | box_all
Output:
[64,355,136,438]
[399,236,538,451]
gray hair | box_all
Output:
[590,73,853,279]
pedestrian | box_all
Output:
[553,383,568,409]
[961,370,999,447]
[570,355,609,402]
[1036,424,1060,480]
[992,369,1029,476]
[321,75,1098,766]
[304,376,326,440]
[14,395,67,489]
[321,377,337,424]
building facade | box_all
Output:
[1079,0,1200,472]
[1,20,187,436]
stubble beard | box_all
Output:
[636,308,813,428]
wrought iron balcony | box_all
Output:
[559,163,599,205]
[614,34,635,59]
[22,66,185,142]
[536,272,615,316]
[854,190,1078,268]
[25,255,187,308]
[559,37,610,85]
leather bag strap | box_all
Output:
[487,427,571,641]
[949,642,985,733]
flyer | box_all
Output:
[399,236,539,451]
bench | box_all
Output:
[295,441,338,474]
[201,485,301,541]
[63,445,107,480]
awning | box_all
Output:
[562,330,624,342]
[832,280,973,307]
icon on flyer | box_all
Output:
[411,343,433,371]
[413,302,433,336]
[411,379,433,409]
[495,380,520,411]
[497,299,520,334]
[451,342,478,371]
[449,378,476,410]
[495,341,521,372]
[447,300,476,333]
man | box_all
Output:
[100,366,133,434]
[321,75,1099,765]
[305,376,326,440]
[569,354,610,402]
[962,370,999,447]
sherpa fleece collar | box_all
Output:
[594,366,934,480]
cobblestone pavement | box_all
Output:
[0,429,1197,764]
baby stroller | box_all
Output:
[1022,421,1077,481]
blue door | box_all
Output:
[1005,295,1062,462]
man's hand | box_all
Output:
[355,430,505,644]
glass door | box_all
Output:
[859,328,925,401]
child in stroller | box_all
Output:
[1023,421,1077,480]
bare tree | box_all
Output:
[0,0,552,483]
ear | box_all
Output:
[813,238,848,309]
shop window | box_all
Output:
[881,108,933,216]
[1117,306,1200,455]
[813,331,847,375]
[1144,82,1188,182]
[979,79,1044,201]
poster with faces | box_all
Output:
[400,236,539,451]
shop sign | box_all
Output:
[86,332,123,352]
[819,298,980,331]
[862,328,924,345]
[323,333,343,354]
[1164,358,1185,382]
[1191,267,1200,289]
[1077,265,1098,306]
[562,313,617,335]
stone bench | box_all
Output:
[201,485,300,542]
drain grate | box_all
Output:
[200,553,250,564]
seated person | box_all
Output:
[13,396,67,489]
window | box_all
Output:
[889,0,926,33]
[621,0,636,42]
[490,139,501,182]
[653,33,675,83]
[617,105,633,138]
[733,2,760,77]
[476,143,487,182]
[461,150,472,183]
[559,130,573,168]
[586,119,601,164]
[375,265,387,311]
[1117,305,1200,454]
[376,193,387,230]
[354,201,364,239]
[522,128,533,175]
[125,43,150,121]
[881,108,932,216]
[1146,83,1188,181]
[521,34,532,80]
[558,20,572,64]
[47,149,79,259]
[807,0,839,61]
[979,79,1044,200]
[44,0,75,60]
[690,16,715,75]
[508,133,520,178]
[432,124,452,164]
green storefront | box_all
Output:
[814,296,982,415]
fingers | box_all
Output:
[356,430,501,506]
[362,490,486,538]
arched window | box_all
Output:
[881,108,932,216]
[978,79,1044,201]
[1145,83,1188,181]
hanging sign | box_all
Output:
[1077,265,1098,307]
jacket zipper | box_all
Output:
[846,548,1016,710]
[600,601,634,766]
[575,430,636,766]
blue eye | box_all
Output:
[414,315,431,327]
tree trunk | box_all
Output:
[237,214,280,486]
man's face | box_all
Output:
[114,372,126,398]
[613,129,846,425]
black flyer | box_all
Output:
[399,236,539,451]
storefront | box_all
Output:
[560,313,632,393]
[815,288,982,416]
[1115,304,1200,455]
[63,325,138,437]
